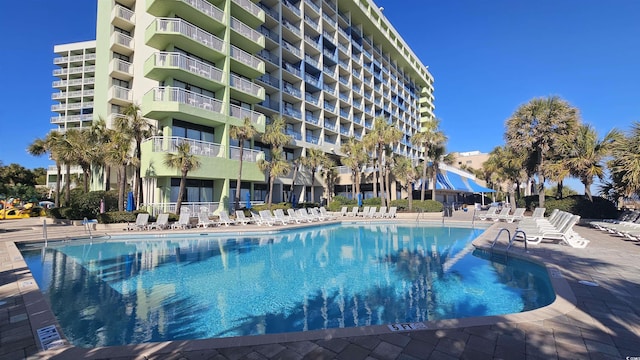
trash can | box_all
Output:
[443,205,452,217]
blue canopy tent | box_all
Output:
[462,177,495,206]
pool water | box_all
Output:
[19,223,555,347]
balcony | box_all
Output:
[285,128,302,141]
[322,13,336,28]
[147,0,226,33]
[229,103,266,129]
[283,62,301,78]
[304,74,320,88]
[146,18,225,59]
[51,89,94,100]
[112,4,135,31]
[282,19,301,37]
[306,114,320,126]
[305,93,320,106]
[281,40,301,58]
[229,45,265,77]
[109,58,133,80]
[52,78,95,88]
[283,106,302,119]
[230,0,265,27]
[283,1,301,17]
[51,101,94,112]
[283,83,302,98]
[230,16,264,53]
[256,73,280,88]
[110,85,132,106]
[110,32,134,55]
[50,114,93,124]
[230,73,265,102]
[145,52,225,91]
[259,26,278,43]
[52,65,95,77]
[143,87,229,126]
[53,53,96,65]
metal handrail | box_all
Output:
[507,229,528,253]
[491,228,511,249]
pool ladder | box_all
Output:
[490,228,528,258]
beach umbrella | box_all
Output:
[291,194,297,209]
[245,192,252,209]
[126,191,135,212]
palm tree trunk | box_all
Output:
[234,146,244,210]
[431,166,437,201]
[584,179,593,202]
[385,167,391,206]
[421,160,428,201]
[268,174,275,208]
[372,159,379,199]
[65,163,71,206]
[176,172,187,215]
[311,170,316,204]
[104,165,111,191]
[556,180,564,199]
[55,163,61,207]
[83,167,90,193]
[290,162,298,203]
[118,165,126,211]
[538,152,545,208]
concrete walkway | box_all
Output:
[1,210,639,359]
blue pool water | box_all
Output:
[19,223,555,347]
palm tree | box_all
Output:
[27,131,64,207]
[300,147,327,204]
[564,125,621,201]
[104,128,135,211]
[320,157,338,203]
[391,155,419,210]
[411,118,445,201]
[121,104,154,208]
[505,96,580,208]
[88,118,113,191]
[63,128,94,193]
[609,122,640,197]
[163,142,201,215]
[363,117,402,206]
[485,146,526,209]
[261,116,291,151]
[229,117,257,210]
[258,148,291,208]
[427,143,454,201]
[340,138,368,199]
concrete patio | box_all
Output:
[1,209,638,359]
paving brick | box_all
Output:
[253,343,286,358]
[465,334,495,355]
[314,338,349,354]
[378,333,411,348]
[400,338,434,359]
[282,341,318,357]
[269,348,302,360]
[370,341,403,360]
[584,339,620,357]
[434,338,465,358]
[426,350,459,360]
[301,346,336,360]
[346,336,380,350]
[218,346,253,360]
[335,344,370,360]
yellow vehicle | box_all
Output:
[0,202,46,220]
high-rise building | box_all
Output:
[52,0,435,212]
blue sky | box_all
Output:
[2,0,639,189]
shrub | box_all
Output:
[390,199,409,211]
[416,200,444,212]
[518,195,617,219]
[363,197,381,206]
[97,210,149,224]
[252,202,290,212]
[327,195,357,212]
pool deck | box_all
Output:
[1,210,639,359]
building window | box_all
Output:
[170,179,213,202]
[172,119,214,142]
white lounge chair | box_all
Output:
[520,214,589,248]
[274,209,293,224]
[171,212,192,229]
[364,206,377,218]
[319,207,337,220]
[384,206,397,218]
[287,208,307,223]
[487,207,510,221]
[255,210,276,226]
[339,206,348,216]
[347,206,359,217]
[297,208,317,222]
[358,206,370,217]
[499,208,526,223]
[373,206,387,218]
[126,213,149,231]
[475,206,498,220]
[235,210,256,225]
[217,212,237,226]
[196,212,216,228]
[147,213,170,230]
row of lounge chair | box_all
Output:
[589,210,640,240]
[338,206,397,218]
[475,206,543,223]
[515,209,589,248]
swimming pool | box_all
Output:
[19,223,555,348]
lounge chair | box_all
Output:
[364,206,377,218]
[520,214,589,248]
[217,212,237,226]
[235,210,256,225]
[309,207,328,221]
[297,208,317,222]
[499,208,526,223]
[529,207,546,218]
[358,206,370,217]
[126,213,149,231]
[373,206,387,218]
[255,210,276,226]
[274,209,293,224]
[171,212,192,229]
[347,206,359,217]
[319,207,337,220]
[475,206,498,220]
[147,213,170,230]
[487,207,510,221]
[196,212,216,228]
[287,208,307,223]
[384,206,397,218]
[339,206,348,216]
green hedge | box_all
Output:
[517,195,618,219]
[327,195,357,212]
[48,189,119,220]
[97,210,150,224]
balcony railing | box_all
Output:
[283,106,302,119]
[50,114,93,124]
[112,32,133,49]
[51,102,94,111]
[181,0,224,22]
[230,45,263,69]
[281,40,301,57]
[52,89,94,99]
[231,0,263,18]
[282,19,301,36]
[150,136,224,158]
[155,18,224,53]
[283,62,301,77]
[230,16,263,43]
[153,52,224,83]
[285,128,302,140]
[283,83,301,98]
[53,66,95,76]
[111,85,132,101]
[230,74,263,97]
[257,73,280,88]
[229,103,264,125]
[53,53,96,64]
[283,0,301,16]
[113,4,135,22]
[110,58,132,75]
[150,87,223,113]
